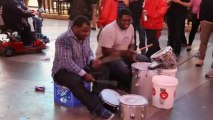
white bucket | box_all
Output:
[131,62,158,100]
[160,67,177,77]
[152,75,178,109]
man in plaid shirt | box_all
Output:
[52,16,114,120]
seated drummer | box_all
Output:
[96,8,150,92]
[52,16,114,120]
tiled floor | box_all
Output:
[0,19,213,120]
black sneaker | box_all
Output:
[98,108,115,120]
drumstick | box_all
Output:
[138,44,153,51]
[90,80,118,92]
[94,80,118,87]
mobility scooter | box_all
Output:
[0,31,46,57]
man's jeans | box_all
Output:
[53,65,109,113]
[107,54,150,91]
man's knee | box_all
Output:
[136,54,150,62]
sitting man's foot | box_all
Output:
[96,107,115,120]
[195,59,204,67]
[205,69,213,78]
[102,110,114,120]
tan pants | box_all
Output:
[199,20,213,60]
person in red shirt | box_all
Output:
[97,0,118,29]
[140,0,168,58]
[97,0,118,41]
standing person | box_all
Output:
[91,0,98,30]
[196,0,213,66]
[67,0,92,28]
[129,0,146,53]
[140,0,168,58]
[97,0,118,28]
[37,0,42,9]
[52,16,114,120]
[97,0,118,41]
[166,0,191,56]
[187,0,201,51]
[96,8,150,92]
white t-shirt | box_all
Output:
[96,20,134,58]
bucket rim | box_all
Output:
[152,75,178,86]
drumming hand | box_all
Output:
[125,50,137,62]
[91,59,102,70]
[83,73,96,82]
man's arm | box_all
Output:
[172,0,191,8]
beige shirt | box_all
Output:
[96,20,134,58]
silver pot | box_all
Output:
[119,95,148,120]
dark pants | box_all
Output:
[53,65,109,113]
[18,24,35,46]
[37,0,42,8]
[107,54,150,92]
[167,13,186,55]
[132,18,146,52]
[188,13,200,46]
[145,29,161,58]
[181,18,187,45]
[32,17,42,33]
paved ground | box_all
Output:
[0,18,213,120]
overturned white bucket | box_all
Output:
[152,75,178,109]
[160,67,177,77]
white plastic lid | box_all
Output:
[152,75,178,86]
[151,46,172,59]
[100,89,120,106]
[119,94,148,106]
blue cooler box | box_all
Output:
[54,82,91,107]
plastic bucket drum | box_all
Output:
[152,75,178,109]
[131,62,158,100]
[119,94,148,120]
[159,67,177,77]
[100,89,120,112]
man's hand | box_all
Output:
[83,73,95,82]
[31,10,38,15]
[125,50,137,62]
[91,59,102,70]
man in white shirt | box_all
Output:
[96,8,150,92]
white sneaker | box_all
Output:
[205,69,213,78]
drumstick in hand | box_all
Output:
[138,44,153,51]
